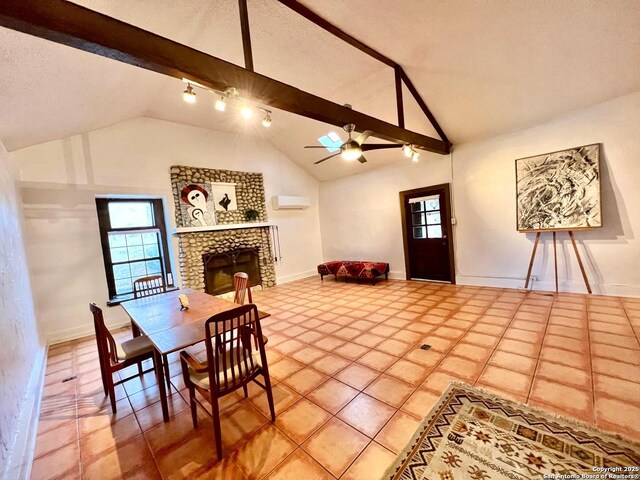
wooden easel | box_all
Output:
[524,231,592,294]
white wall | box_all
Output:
[0,140,44,480]
[12,117,323,342]
[320,91,640,297]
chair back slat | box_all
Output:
[233,272,252,305]
[133,275,166,299]
[89,303,118,363]
[204,304,262,393]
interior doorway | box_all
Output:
[400,183,455,283]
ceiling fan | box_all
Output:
[305,124,402,164]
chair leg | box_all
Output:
[262,372,276,422]
[189,387,198,428]
[106,371,117,414]
[211,396,223,461]
[242,384,248,398]
[137,360,143,377]
[97,356,108,395]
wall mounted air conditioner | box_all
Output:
[272,195,311,210]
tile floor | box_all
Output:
[31,278,640,479]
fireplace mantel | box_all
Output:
[172,222,273,235]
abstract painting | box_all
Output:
[211,182,238,212]
[516,143,601,232]
[178,182,216,227]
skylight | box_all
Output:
[317,131,342,153]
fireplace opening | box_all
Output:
[202,248,262,296]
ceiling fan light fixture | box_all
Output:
[341,140,362,161]
[183,83,196,104]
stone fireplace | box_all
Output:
[202,248,261,296]
[176,226,276,293]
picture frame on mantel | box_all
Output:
[515,143,602,232]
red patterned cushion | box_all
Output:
[317,261,389,279]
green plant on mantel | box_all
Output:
[244,208,260,222]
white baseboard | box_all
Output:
[47,319,131,345]
[2,346,47,480]
[276,269,317,284]
[388,270,406,280]
[456,274,640,298]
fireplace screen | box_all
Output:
[202,248,262,296]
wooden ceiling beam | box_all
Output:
[0,0,449,154]
[276,0,398,68]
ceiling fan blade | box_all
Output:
[354,130,373,145]
[361,144,403,151]
[314,152,341,165]
[357,155,368,164]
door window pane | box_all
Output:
[108,202,154,229]
[413,226,426,239]
[425,199,440,211]
[427,225,443,238]
[426,212,441,225]
[146,260,162,275]
[412,213,425,226]
[410,202,424,213]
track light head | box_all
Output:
[240,105,253,119]
[214,94,226,112]
[183,84,196,104]
[402,144,413,158]
[412,151,420,162]
[262,113,272,128]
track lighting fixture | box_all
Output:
[412,151,420,162]
[183,83,196,104]
[180,79,272,126]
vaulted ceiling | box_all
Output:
[1,0,639,181]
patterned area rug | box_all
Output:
[382,383,640,480]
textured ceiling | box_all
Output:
[1,0,639,181]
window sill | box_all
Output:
[107,286,179,307]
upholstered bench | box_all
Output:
[317,261,390,284]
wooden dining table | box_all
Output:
[121,288,270,422]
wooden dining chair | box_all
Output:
[89,303,156,413]
[180,303,275,460]
[233,272,252,305]
[131,274,174,389]
[133,275,166,299]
